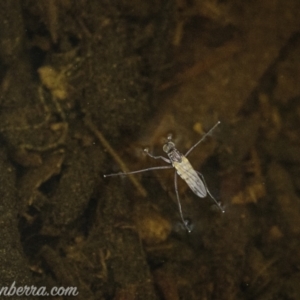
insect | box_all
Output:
[104,121,224,232]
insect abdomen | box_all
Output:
[173,157,207,198]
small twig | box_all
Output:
[84,117,147,197]
[1,87,69,151]
[0,87,51,132]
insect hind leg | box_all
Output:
[196,171,225,213]
[174,171,193,233]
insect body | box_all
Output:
[104,121,224,232]
[173,156,206,198]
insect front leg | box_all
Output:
[144,148,171,164]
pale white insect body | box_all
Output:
[104,121,224,232]
[173,156,206,198]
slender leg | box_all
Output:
[174,171,192,233]
[144,148,171,164]
[196,171,225,213]
[185,121,220,157]
[104,165,173,177]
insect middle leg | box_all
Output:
[104,165,173,177]
[185,121,220,157]
[174,171,192,233]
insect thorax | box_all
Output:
[167,149,182,163]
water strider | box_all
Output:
[104,121,224,232]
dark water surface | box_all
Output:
[0,1,300,299]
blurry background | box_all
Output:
[0,0,300,299]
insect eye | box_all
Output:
[163,142,175,153]
[163,144,169,153]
